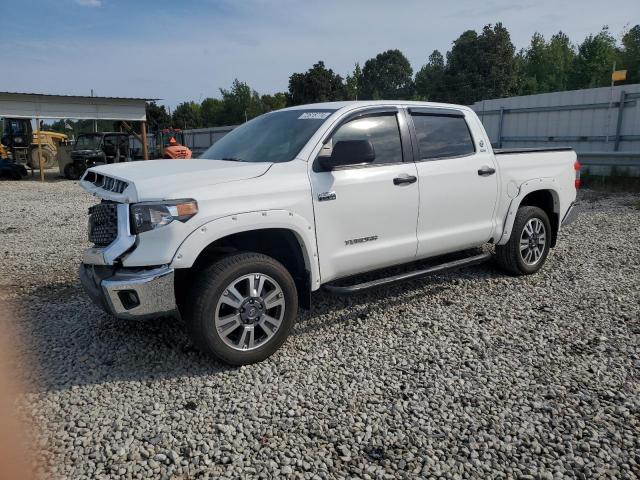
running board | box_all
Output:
[323,252,492,295]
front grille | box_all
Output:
[83,171,129,194]
[88,203,118,246]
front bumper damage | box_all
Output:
[80,201,178,320]
[79,263,178,320]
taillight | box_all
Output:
[574,160,581,189]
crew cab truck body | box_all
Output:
[79,101,579,364]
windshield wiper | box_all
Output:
[221,157,245,162]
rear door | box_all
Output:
[408,108,498,258]
[310,107,419,282]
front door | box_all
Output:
[310,109,419,283]
[408,108,498,258]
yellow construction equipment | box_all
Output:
[1,118,68,168]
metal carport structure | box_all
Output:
[0,92,154,180]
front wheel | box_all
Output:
[495,206,551,275]
[184,252,298,365]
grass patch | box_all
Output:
[580,174,640,193]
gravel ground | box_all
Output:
[1,172,639,479]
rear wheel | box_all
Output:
[184,252,298,365]
[29,145,56,169]
[495,206,551,275]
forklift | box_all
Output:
[156,128,192,159]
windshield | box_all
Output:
[74,134,102,151]
[200,109,336,163]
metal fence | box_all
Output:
[471,83,640,176]
[131,126,236,158]
[181,126,237,156]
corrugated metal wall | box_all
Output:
[181,126,237,155]
[471,84,640,176]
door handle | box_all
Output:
[393,175,417,186]
[477,166,496,176]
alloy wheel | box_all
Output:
[520,218,546,265]
[214,273,285,351]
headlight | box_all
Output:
[130,199,198,233]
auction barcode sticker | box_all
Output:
[298,112,332,120]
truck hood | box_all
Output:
[80,159,272,203]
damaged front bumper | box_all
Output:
[79,263,178,320]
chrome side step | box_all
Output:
[323,252,492,295]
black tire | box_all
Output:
[184,252,298,365]
[64,162,81,180]
[29,146,56,169]
[495,206,551,276]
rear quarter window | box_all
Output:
[411,114,475,160]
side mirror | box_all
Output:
[319,140,375,170]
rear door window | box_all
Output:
[411,114,475,160]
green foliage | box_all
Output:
[345,63,363,100]
[44,119,116,136]
[201,98,224,127]
[518,32,576,94]
[287,61,347,105]
[570,27,618,89]
[261,93,288,112]
[440,24,518,104]
[360,50,414,100]
[414,50,445,101]
[620,25,640,84]
[172,101,202,129]
[217,79,265,125]
[145,102,171,132]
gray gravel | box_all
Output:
[1,172,639,479]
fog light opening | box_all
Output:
[118,290,140,310]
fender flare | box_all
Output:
[170,209,321,289]
[497,178,560,245]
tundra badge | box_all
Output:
[345,235,378,246]
[318,191,337,202]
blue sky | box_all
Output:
[1,0,638,108]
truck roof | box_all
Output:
[281,100,473,112]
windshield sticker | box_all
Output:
[298,112,332,120]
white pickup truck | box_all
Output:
[79,100,579,364]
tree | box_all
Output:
[145,102,171,132]
[443,29,482,104]
[260,92,288,112]
[477,23,519,100]
[570,27,618,89]
[620,25,640,84]
[518,31,576,94]
[360,49,414,100]
[345,63,363,100]
[443,23,518,104]
[201,97,224,127]
[546,32,576,91]
[414,50,445,101]
[218,79,265,124]
[172,101,202,129]
[287,61,347,105]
